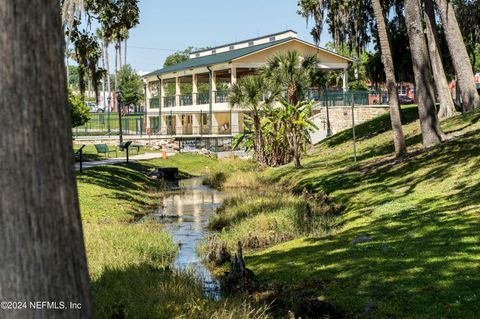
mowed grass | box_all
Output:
[77,154,270,318]
[239,107,480,318]
[146,152,218,177]
[73,143,147,162]
[201,107,480,318]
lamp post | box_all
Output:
[117,90,123,143]
[107,96,111,136]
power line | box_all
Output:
[128,46,179,52]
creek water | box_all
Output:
[146,177,226,299]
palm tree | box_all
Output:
[424,0,456,119]
[404,0,444,147]
[261,51,324,168]
[230,76,269,163]
[261,50,320,105]
[117,0,140,66]
[2,0,93,316]
[435,0,480,112]
[61,0,85,83]
[299,0,407,156]
[370,0,407,157]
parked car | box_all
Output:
[87,102,104,113]
[398,95,415,105]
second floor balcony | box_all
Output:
[164,96,176,107]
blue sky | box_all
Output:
[120,0,330,73]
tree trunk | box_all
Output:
[253,114,265,163]
[424,0,456,119]
[104,38,111,112]
[405,0,444,147]
[124,37,128,66]
[118,40,122,69]
[66,55,70,87]
[435,0,480,112]
[101,38,106,110]
[115,42,119,112]
[371,0,407,156]
[78,66,86,98]
[0,1,93,318]
[293,136,302,168]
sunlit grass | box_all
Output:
[206,107,480,318]
[77,154,271,318]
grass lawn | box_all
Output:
[77,154,269,318]
[207,107,480,318]
[73,143,147,162]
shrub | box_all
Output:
[69,89,90,127]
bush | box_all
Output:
[69,89,90,127]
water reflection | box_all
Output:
[148,177,226,299]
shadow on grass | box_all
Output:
[248,124,480,318]
[247,194,480,318]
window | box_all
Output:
[211,49,216,54]
[195,53,200,57]
[229,45,235,50]
[269,36,276,42]
[248,41,254,46]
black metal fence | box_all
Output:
[72,112,146,137]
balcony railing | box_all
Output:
[215,90,230,103]
[164,96,176,107]
[149,97,160,109]
[197,92,210,105]
[180,94,192,106]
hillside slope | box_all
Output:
[245,107,480,318]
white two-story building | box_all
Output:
[142,30,352,138]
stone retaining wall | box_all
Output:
[311,105,389,134]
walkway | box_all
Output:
[75,152,173,171]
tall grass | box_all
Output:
[203,158,262,190]
[78,157,271,318]
[92,266,270,319]
[84,222,177,280]
[203,189,342,258]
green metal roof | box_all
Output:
[144,38,293,77]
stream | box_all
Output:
[146,177,226,300]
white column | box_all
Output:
[145,116,151,132]
[176,114,183,135]
[192,74,198,105]
[160,115,167,135]
[342,68,348,92]
[211,112,219,134]
[230,66,237,87]
[175,76,180,106]
[231,111,239,134]
[160,78,165,108]
[211,71,217,104]
[145,81,151,110]
[192,113,200,134]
